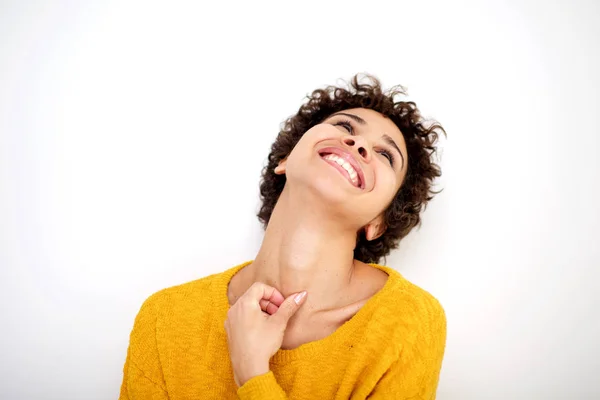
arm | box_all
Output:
[368,298,447,399]
[119,293,169,400]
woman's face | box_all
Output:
[278,107,408,232]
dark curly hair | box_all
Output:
[257,73,446,264]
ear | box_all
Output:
[364,215,386,241]
[274,158,288,175]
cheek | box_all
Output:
[306,124,343,142]
[287,125,342,163]
[289,126,326,156]
[374,166,400,201]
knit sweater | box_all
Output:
[119,260,446,399]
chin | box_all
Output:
[307,176,357,207]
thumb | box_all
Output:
[271,291,307,326]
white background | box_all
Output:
[1,1,599,399]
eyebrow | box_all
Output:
[331,112,367,125]
[330,112,406,170]
[382,134,405,169]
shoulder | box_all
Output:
[371,264,447,343]
[395,275,446,327]
[141,272,215,309]
[134,264,236,322]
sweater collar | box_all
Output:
[212,260,404,363]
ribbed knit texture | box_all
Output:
[119,260,446,399]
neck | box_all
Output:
[249,184,359,316]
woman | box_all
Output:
[119,74,447,399]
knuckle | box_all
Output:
[239,298,256,311]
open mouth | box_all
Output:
[318,149,364,189]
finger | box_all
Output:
[245,282,285,307]
[259,299,279,315]
[271,291,307,326]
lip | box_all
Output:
[318,147,365,190]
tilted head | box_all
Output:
[258,74,446,264]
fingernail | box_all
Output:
[294,291,307,304]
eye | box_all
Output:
[333,119,354,135]
[378,149,395,167]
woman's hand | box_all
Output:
[224,282,308,387]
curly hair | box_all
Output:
[257,73,446,264]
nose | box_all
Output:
[342,135,370,161]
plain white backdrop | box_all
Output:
[1,0,599,399]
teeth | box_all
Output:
[323,153,360,187]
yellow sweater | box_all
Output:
[119,261,446,399]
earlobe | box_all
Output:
[274,158,287,175]
[365,219,386,241]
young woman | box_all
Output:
[119,74,447,399]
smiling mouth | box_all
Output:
[319,152,363,189]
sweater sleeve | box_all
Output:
[119,292,169,400]
[237,370,288,399]
[368,297,447,400]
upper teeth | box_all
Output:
[323,153,360,187]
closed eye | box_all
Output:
[333,119,355,135]
[377,149,395,167]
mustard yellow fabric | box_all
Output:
[119,260,446,399]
